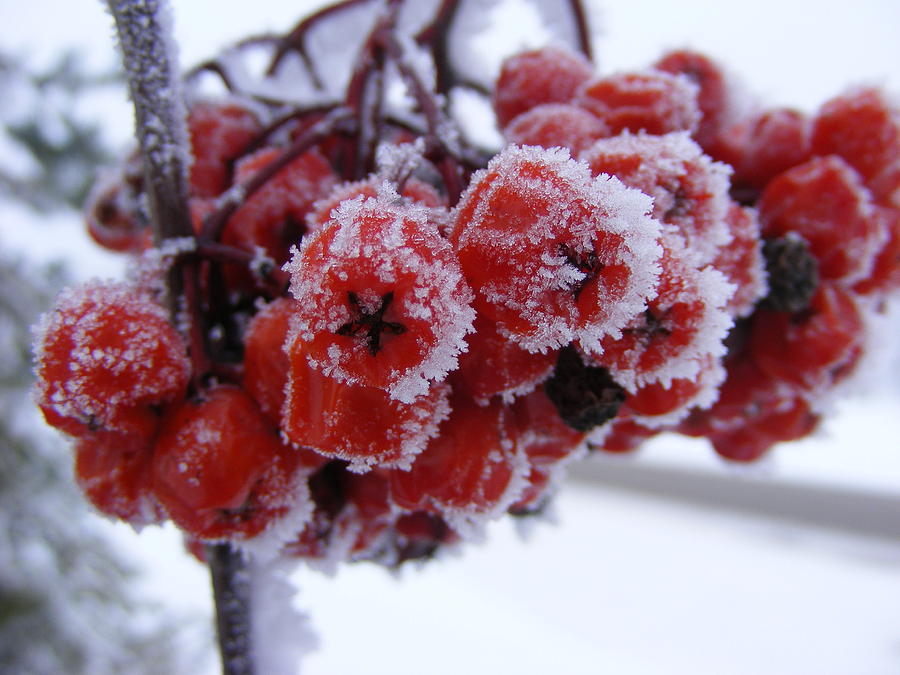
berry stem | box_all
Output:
[207,543,255,675]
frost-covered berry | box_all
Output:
[593,233,733,392]
[243,296,298,423]
[493,46,594,128]
[151,385,312,542]
[450,144,662,354]
[33,281,190,438]
[749,282,865,394]
[711,203,768,318]
[452,312,557,405]
[581,131,733,266]
[286,183,474,403]
[576,70,701,137]
[503,103,609,156]
[731,108,812,195]
[281,348,451,473]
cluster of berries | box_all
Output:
[33,0,899,566]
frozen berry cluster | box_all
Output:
[34,1,899,565]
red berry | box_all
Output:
[749,282,865,394]
[84,158,149,253]
[711,203,768,318]
[151,385,312,542]
[594,233,733,392]
[581,131,733,265]
[758,155,882,283]
[452,312,557,404]
[653,50,732,149]
[811,87,900,204]
[739,109,812,189]
[510,385,586,466]
[33,281,190,437]
[188,99,262,198]
[282,348,450,472]
[74,430,163,526]
[450,144,661,354]
[493,46,594,128]
[286,184,474,402]
[854,206,900,296]
[590,416,659,454]
[243,296,298,423]
[224,146,338,269]
[577,70,701,137]
[503,103,609,156]
[389,392,526,524]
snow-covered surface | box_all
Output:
[2,0,899,673]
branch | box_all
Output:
[207,544,255,675]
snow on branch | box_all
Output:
[106,0,193,242]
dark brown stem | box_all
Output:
[567,0,594,62]
[207,543,255,675]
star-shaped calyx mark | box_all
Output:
[559,243,604,299]
[335,291,406,355]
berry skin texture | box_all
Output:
[731,108,812,195]
[576,70,701,137]
[493,46,594,128]
[758,155,882,283]
[450,144,662,355]
[452,312,557,405]
[151,385,311,541]
[225,146,338,269]
[711,203,768,318]
[286,183,475,403]
[594,233,734,392]
[33,281,190,438]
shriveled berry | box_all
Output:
[543,345,625,432]
[759,234,819,313]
